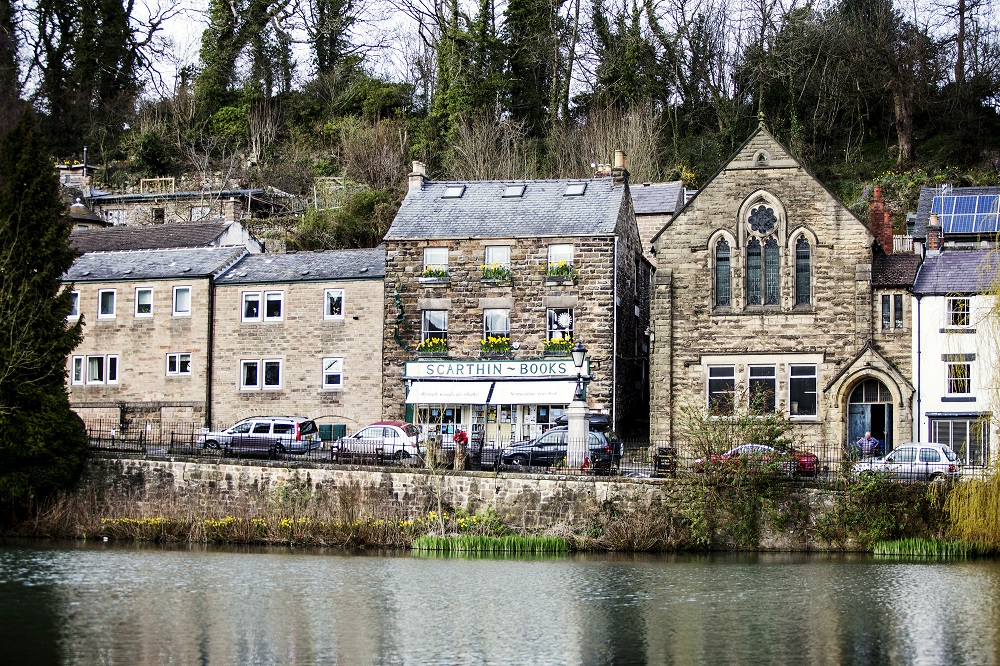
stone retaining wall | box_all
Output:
[85,456,851,550]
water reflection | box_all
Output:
[0,541,998,665]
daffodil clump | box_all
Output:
[480,336,511,354]
[545,260,575,278]
[542,336,574,353]
[481,263,512,281]
[416,337,448,353]
[420,265,449,278]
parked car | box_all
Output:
[552,412,613,431]
[853,443,960,482]
[333,421,423,463]
[197,416,321,456]
[498,427,623,472]
[693,443,819,477]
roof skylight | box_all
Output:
[503,185,526,198]
[443,185,466,198]
[564,182,587,196]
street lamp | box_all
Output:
[571,341,587,401]
[566,340,590,468]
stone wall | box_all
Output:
[83,457,847,550]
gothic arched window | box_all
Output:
[747,238,762,305]
[764,236,779,305]
[715,239,731,307]
[795,236,811,305]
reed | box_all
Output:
[411,534,570,553]
[872,538,980,559]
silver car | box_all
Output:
[853,443,960,482]
[198,416,321,456]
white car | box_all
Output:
[198,416,321,456]
[853,443,960,482]
[333,421,423,462]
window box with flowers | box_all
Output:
[480,336,512,358]
[416,337,448,357]
[480,263,513,286]
[418,266,450,285]
[544,261,575,284]
[542,337,574,356]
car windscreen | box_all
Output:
[298,420,318,435]
[941,446,959,462]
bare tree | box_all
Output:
[447,113,539,180]
[547,105,663,181]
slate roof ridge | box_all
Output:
[912,248,1000,295]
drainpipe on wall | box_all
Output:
[915,294,922,443]
[206,278,215,428]
[613,237,619,428]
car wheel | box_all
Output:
[393,450,410,462]
[929,473,945,483]
[508,454,529,468]
[203,440,219,449]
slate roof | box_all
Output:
[631,181,685,215]
[385,179,626,240]
[872,253,922,287]
[912,249,1000,295]
[90,188,265,203]
[912,186,1000,240]
[70,222,232,254]
[64,247,247,282]
[69,201,107,224]
[216,247,386,284]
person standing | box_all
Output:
[856,431,880,457]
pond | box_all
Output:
[1,540,997,664]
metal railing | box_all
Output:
[82,419,982,483]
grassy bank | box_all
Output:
[2,468,970,554]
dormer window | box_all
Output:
[442,185,466,198]
[502,185,526,198]
[564,183,587,196]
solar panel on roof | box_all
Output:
[932,195,1000,235]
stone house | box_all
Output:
[88,187,285,228]
[64,246,248,424]
[631,180,685,265]
[649,126,916,457]
[381,157,651,442]
[210,248,386,432]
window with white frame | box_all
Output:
[68,291,80,319]
[421,310,448,341]
[748,365,776,413]
[264,291,283,320]
[98,289,116,318]
[423,247,449,275]
[324,289,344,319]
[484,309,510,338]
[190,205,211,221]
[546,308,573,340]
[708,365,735,415]
[70,357,84,384]
[485,245,510,267]
[547,244,574,266]
[84,354,119,384]
[240,359,282,389]
[789,365,817,416]
[242,291,283,321]
[322,357,343,388]
[173,286,191,316]
[135,288,153,317]
[948,297,971,327]
[166,353,191,376]
[242,292,261,321]
[105,209,125,225]
[947,363,971,394]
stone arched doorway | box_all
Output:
[847,378,893,454]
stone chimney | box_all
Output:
[927,214,942,254]
[612,150,629,186]
[869,186,892,254]
[409,161,427,192]
[222,197,244,222]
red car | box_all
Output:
[693,444,819,477]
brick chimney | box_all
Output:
[612,150,629,186]
[409,161,427,192]
[927,214,942,254]
[222,197,244,222]
[869,186,892,254]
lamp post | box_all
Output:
[565,341,590,468]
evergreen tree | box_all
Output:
[503,0,556,137]
[0,109,88,511]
